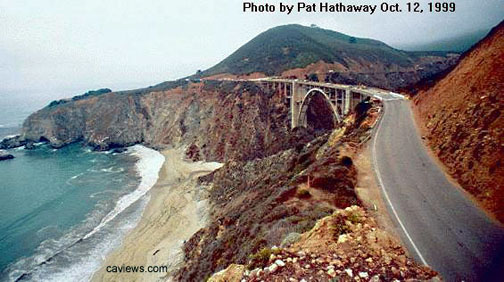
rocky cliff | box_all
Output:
[14,81,302,162]
[277,54,460,92]
[413,21,504,222]
[177,102,438,281]
[208,207,438,282]
[175,107,367,281]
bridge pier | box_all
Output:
[291,82,303,128]
[344,89,351,115]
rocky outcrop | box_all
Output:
[0,135,27,150]
[413,21,504,222]
[207,206,438,281]
[279,55,459,92]
[208,264,246,282]
[174,103,384,281]
[20,81,295,162]
[0,150,14,161]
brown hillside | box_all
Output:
[413,21,504,222]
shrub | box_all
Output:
[330,215,351,237]
[248,247,280,270]
[296,188,311,198]
[347,212,362,224]
[48,99,68,107]
[340,156,353,167]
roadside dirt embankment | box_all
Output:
[413,21,504,222]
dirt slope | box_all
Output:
[413,21,504,222]
[208,206,437,282]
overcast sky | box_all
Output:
[1,0,502,98]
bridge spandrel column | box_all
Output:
[344,89,351,115]
[291,82,302,129]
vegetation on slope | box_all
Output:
[48,88,112,107]
[203,24,451,76]
[174,101,389,281]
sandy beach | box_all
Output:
[91,148,222,282]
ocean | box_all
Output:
[0,92,165,281]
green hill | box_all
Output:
[203,24,449,76]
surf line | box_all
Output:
[298,2,378,15]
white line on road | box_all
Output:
[372,102,429,266]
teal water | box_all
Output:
[0,143,147,281]
[0,90,165,281]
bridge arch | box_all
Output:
[297,88,341,129]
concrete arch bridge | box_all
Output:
[251,78,376,128]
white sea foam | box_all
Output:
[41,197,149,282]
[65,173,85,185]
[70,173,83,180]
[100,166,125,173]
[83,145,164,240]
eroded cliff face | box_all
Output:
[413,22,504,222]
[20,81,297,162]
[205,55,460,93]
[279,55,459,91]
[173,104,392,281]
[207,207,438,282]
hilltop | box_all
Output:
[413,21,504,222]
[202,24,459,90]
[204,24,416,75]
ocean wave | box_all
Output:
[4,145,164,282]
[6,199,111,281]
[65,173,85,186]
[83,145,164,240]
[89,190,118,199]
[29,197,147,282]
[99,166,124,173]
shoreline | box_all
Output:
[1,144,159,281]
[91,148,222,282]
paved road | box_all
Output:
[372,97,504,281]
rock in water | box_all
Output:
[111,148,128,154]
[0,135,26,149]
[24,142,35,150]
[0,150,14,161]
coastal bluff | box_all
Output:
[0,150,14,161]
[11,81,299,162]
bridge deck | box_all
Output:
[208,77,397,128]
